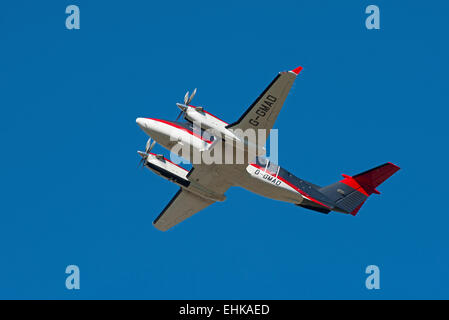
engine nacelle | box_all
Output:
[185,106,227,132]
[144,153,190,187]
[143,152,226,202]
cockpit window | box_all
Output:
[255,157,279,173]
[255,157,268,167]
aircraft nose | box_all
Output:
[136,117,147,129]
[136,118,159,135]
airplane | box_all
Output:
[136,66,400,231]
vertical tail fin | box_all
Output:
[319,163,400,216]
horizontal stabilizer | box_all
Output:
[343,162,400,196]
[319,162,400,216]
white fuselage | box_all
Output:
[136,113,305,205]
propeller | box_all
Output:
[138,138,156,168]
[187,88,197,105]
[176,88,197,121]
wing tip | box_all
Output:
[290,66,303,75]
[387,162,401,171]
[153,221,169,232]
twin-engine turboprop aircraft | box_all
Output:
[136,66,400,231]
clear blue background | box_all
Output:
[1,0,448,299]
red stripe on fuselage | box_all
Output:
[145,118,212,144]
[250,164,331,209]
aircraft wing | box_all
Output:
[153,188,215,231]
[186,163,234,195]
[226,66,302,139]
[153,164,233,231]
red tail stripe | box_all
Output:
[340,163,400,197]
[340,175,370,196]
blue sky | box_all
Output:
[0,0,448,299]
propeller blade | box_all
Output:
[138,157,145,168]
[145,138,152,153]
[183,91,189,105]
[187,88,197,105]
[176,103,188,121]
[138,137,156,169]
[176,102,187,111]
[148,140,156,152]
